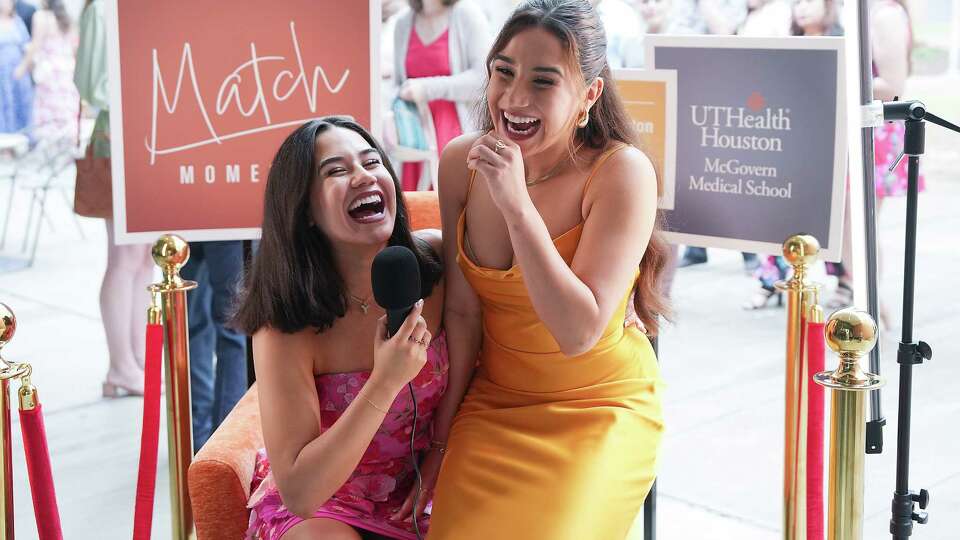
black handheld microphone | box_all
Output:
[372,246,422,338]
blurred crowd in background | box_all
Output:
[0,0,926,452]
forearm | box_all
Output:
[431,309,480,442]
[280,379,400,517]
[872,77,902,102]
[504,202,602,356]
[420,68,484,104]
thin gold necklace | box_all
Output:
[525,143,584,187]
[347,293,372,315]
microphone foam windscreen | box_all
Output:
[372,246,422,310]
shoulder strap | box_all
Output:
[582,143,629,198]
[465,169,477,203]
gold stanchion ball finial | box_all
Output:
[152,234,191,289]
[825,308,878,356]
[782,234,820,268]
[152,234,190,271]
[0,303,15,349]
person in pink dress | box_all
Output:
[393,0,491,191]
[803,0,921,321]
[14,0,77,144]
[235,117,447,539]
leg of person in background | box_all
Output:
[180,243,216,453]
[679,246,708,267]
[129,239,155,370]
[825,188,854,310]
[743,255,786,310]
[204,240,248,436]
[100,219,151,397]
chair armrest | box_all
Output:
[188,385,262,540]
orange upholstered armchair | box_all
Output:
[188,192,442,540]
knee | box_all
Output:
[283,519,363,540]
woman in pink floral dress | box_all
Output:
[234,117,448,539]
[15,0,78,144]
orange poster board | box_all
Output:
[614,70,677,209]
[106,1,380,243]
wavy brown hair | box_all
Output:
[478,0,671,335]
[233,117,441,335]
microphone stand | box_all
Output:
[883,99,960,539]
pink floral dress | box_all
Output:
[247,331,448,539]
[874,121,926,198]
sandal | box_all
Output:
[742,286,783,310]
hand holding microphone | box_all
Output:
[370,246,430,392]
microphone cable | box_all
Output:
[407,381,423,540]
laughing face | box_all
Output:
[487,27,588,157]
[310,126,397,247]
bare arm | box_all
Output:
[255,304,430,519]
[871,3,910,101]
[470,137,658,356]
[432,133,483,444]
[15,11,50,78]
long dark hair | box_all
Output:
[44,0,72,34]
[479,0,670,335]
[234,117,442,335]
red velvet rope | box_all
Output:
[133,322,164,540]
[806,320,827,540]
[19,403,62,539]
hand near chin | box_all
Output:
[466,132,528,218]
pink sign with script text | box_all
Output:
[106,1,380,243]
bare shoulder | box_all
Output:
[589,144,657,196]
[441,131,485,164]
[253,326,316,375]
[873,0,908,23]
[438,131,484,201]
[414,228,443,256]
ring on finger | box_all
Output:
[494,139,506,154]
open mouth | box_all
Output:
[347,191,386,224]
[502,111,541,140]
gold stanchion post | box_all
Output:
[777,234,822,540]
[149,235,197,540]
[0,304,32,540]
[0,303,28,540]
[814,309,884,540]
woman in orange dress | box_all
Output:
[421,1,670,537]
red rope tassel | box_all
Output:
[806,320,827,540]
[18,402,63,540]
[133,320,164,540]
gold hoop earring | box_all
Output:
[578,109,590,129]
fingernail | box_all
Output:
[417,299,424,307]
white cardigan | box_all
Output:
[392,1,492,132]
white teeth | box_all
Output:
[349,193,382,211]
[504,112,539,124]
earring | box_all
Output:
[578,109,590,128]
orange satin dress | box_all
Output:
[427,146,664,539]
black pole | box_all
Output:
[644,335,658,540]
[857,0,886,455]
[888,119,931,539]
[243,239,256,386]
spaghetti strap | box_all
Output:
[581,143,629,198]
[465,169,478,204]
